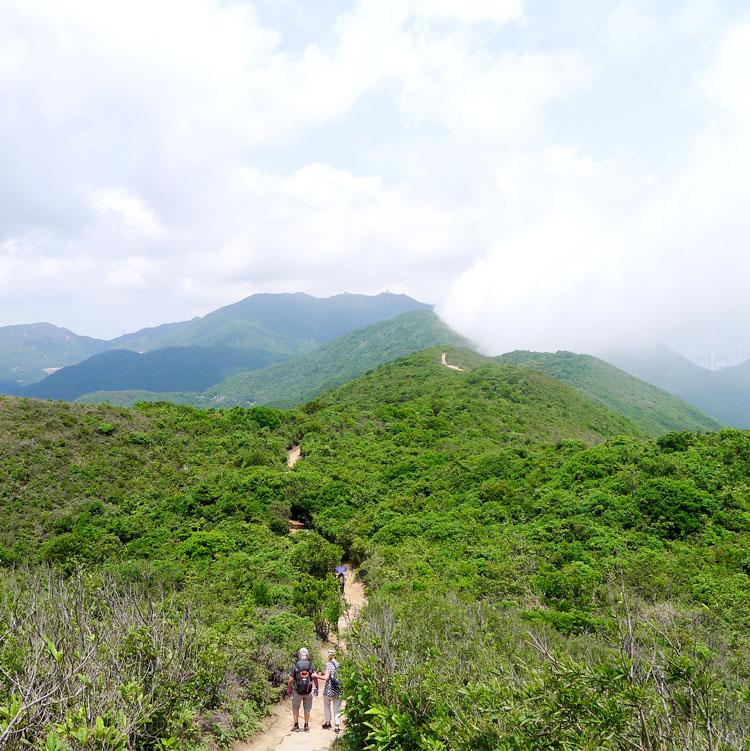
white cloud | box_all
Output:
[412,0,523,26]
[604,1,659,55]
[0,0,747,360]
[89,188,163,238]
[438,19,750,357]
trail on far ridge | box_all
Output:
[441,351,465,371]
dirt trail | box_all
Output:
[287,447,306,532]
[234,566,365,751]
[441,351,465,372]
[287,445,301,468]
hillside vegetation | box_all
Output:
[76,388,201,407]
[3,349,750,750]
[0,292,428,396]
[498,349,720,435]
[0,323,105,385]
[605,346,750,428]
[76,319,716,442]
[19,346,290,401]
[205,310,471,407]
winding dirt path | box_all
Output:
[235,446,366,751]
[234,566,365,751]
[441,352,465,372]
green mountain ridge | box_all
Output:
[107,291,430,352]
[205,309,472,407]
[310,346,640,445]
[498,349,720,435]
[0,322,107,385]
[603,346,750,428]
[20,346,287,401]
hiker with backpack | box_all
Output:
[287,646,318,732]
[316,648,342,734]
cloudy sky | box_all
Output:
[1,0,749,359]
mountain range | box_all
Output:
[0,292,429,396]
[3,290,750,430]
[74,310,470,407]
[0,323,106,385]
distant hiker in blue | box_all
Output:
[336,565,346,595]
[316,648,342,734]
[287,646,318,732]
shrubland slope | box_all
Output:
[498,349,720,435]
[4,349,750,750]
[0,394,342,749]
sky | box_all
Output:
[1,0,749,361]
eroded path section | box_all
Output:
[287,445,301,468]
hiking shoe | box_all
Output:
[291,724,300,732]
[303,724,309,732]
[334,725,341,734]
[322,722,331,729]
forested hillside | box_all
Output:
[605,346,750,428]
[498,349,720,435]
[0,323,106,385]
[74,310,468,408]
[19,346,287,401]
[204,310,471,407]
[3,348,750,750]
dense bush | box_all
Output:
[343,593,750,750]
[0,398,343,749]
[0,570,274,750]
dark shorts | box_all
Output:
[291,690,313,712]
